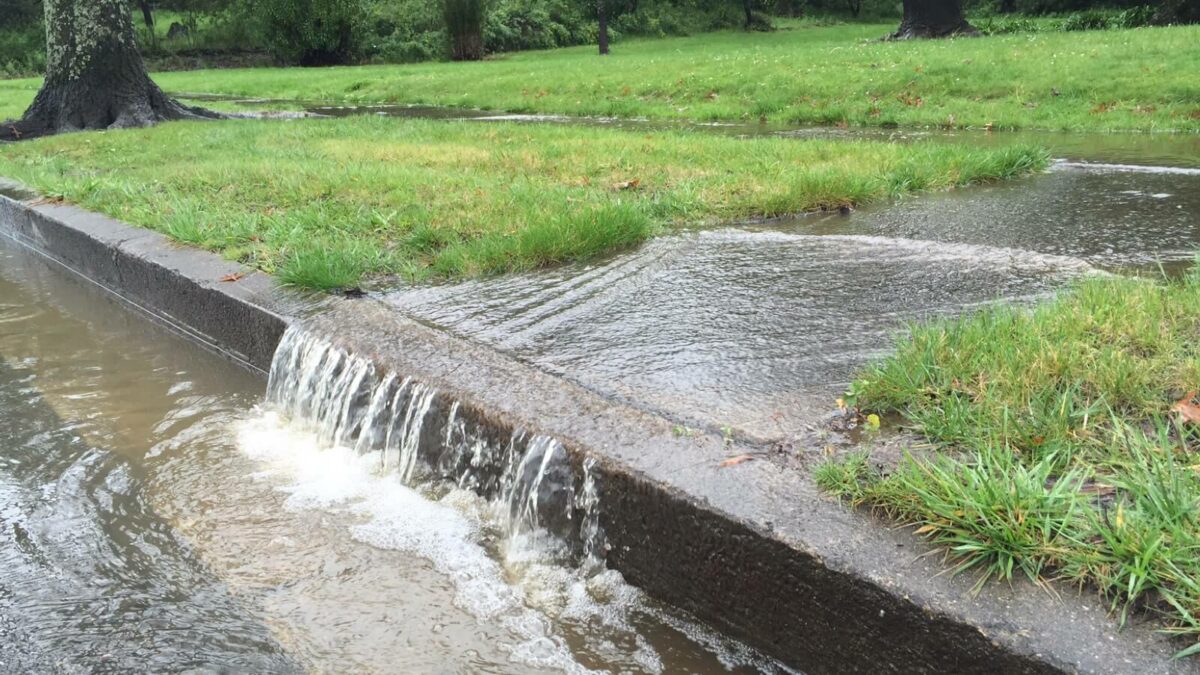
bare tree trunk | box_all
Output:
[743,0,754,28]
[139,0,154,29]
[597,0,610,55]
[2,0,219,142]
[888,0,979,39]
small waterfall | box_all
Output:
[265,325,606,563]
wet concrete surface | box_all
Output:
[388,231,1088,441]
[385,159,1200,441]
[191,96,1200,442]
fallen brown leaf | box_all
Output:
[1172,391,1200,424]
[220,271,246,282]
[611,178,641,191]
[719,454,755,468]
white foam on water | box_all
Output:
[234,409,678,674]
[1053,160,1200,176]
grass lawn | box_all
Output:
[5,21,1199,132]
[819,271,1200,655]
[0,115,1043,288]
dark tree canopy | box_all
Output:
[2,0,219,142]
[890,0,979,39]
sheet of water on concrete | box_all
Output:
[387,162,1199,441]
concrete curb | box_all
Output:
[2,187,1194,674]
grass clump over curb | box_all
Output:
[0,115,1044,289]
[818,270,1200,655]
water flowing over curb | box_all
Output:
[3,185,1196,674]
[266,325,606,564]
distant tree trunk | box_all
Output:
[139,0,154,29]
[1,0,219,142]
[888,0,979,39]
[1153,0,1200,24]
[597,0,610,55]
[743,0,755,28]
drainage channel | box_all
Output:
[0,232,789,672]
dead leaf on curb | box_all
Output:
[1172,391,1200,424]
[219,272,246,282]
[719,454,755,468]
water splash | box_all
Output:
[265,324,600,564]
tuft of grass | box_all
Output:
[822,265,1200,654]
[0,115,1045,288]
[5,22,1197,132]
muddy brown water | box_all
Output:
[0,236,788,673]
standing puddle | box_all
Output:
[0,235,786,671]
[177,93,1200,167]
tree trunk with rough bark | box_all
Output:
[888,0,979,39]
[1,0,219,142]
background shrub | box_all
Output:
[256,0,366,65]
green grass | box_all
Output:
[820,270,1200,654]
[0,115,1044,288]
[5,21,1199,132]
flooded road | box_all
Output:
[0,236,784,672]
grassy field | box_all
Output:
[819,271,1200,655]
[5,21,1199,132]
[0,116,1043,288]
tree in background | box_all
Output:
[444,0,487,60]
[890,0,979,38]
[1,0,218,141]
[1153,0,1200,24]
[598,0,610,54]
[138,0,155,30]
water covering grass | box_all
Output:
[0,115,1044,288]
[819,269,1200,655]
[4,21,1198,132]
